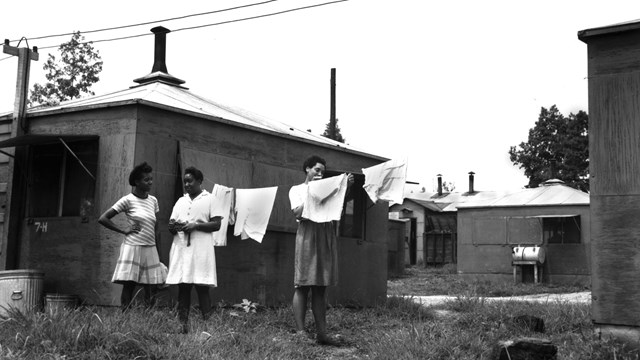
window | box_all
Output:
[543,216,581,244]
[28,139,98,217]
[324,172,366,239]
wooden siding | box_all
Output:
[3,103,387,307]
[457,206,590,284]
[0,120,13,269]
[584,27,640,327]
[134,106,388,306]
[10,108,138,303]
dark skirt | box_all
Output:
[294,220,338,287]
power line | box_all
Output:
[8,0,279,43]
[172,0,349,33]
[36,0,349,50]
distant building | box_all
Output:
[457,179,590,285]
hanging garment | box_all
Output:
[362,158,408,205]
[302,174,348,223]
[211,184,235,246]
[234,186,278,243]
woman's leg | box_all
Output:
[311,286,328,340]
[120,281,136,311]
[194,285,211,320]
[177,283,192,332]
[293,286,310,332]
[143,285,155,308]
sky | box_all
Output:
[1,0,639,192]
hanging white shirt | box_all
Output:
[211,184,235,246]
[362,158,408,205]
[302,174,348,223]
[234,186,278,243]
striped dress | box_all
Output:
[110,193,167,284]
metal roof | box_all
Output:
[578,18,640,41]
[1,81,382,159]
[403,179,589,211]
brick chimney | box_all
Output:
[468,171,475,193]
[132,26,186,88]
[437,174,443,196]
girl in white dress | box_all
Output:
[166,166,222,333]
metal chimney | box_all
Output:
[132,26,186,87]
[468,171,475,193]
[151,26,169,73]
[437,174,443,196]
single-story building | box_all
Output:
[0,27,389,307]
[456,179,590,285]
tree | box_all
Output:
[322,118,346,143]
[509,105,589,192]
[442,181,455,193]
[30,31,103,107]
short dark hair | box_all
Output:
[302,155,326,173]
[184,166,204,182]
[129,162,153,186]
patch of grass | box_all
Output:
[388,265,588,297]
[0,296,637,360]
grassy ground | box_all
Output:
[0,267,635,360]
[388,264,589,297]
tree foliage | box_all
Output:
[30,31,103,107]
[509,105,589,192]
[322,118,346,143]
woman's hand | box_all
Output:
[181,222,198,233]
[125,223,141,235]
[168,219,178,235]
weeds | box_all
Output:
[0,268,634,359]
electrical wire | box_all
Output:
[31,0,349,50]
[8,0,279,43]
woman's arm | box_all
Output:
[292,203,304,220]
[182,216,223,234]
[98,208,139,235]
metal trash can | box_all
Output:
[45,294,78,316]
[0,269,44,316]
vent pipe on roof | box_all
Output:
[437,174,443,196]
[468,171,475,193]
[132,26,186,88]
[151,26,169,73]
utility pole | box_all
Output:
[329,68,336,139]
[1,39,38,269]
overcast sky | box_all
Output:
[1,0,639,192]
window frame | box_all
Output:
[27,138,99,218]
[539,215,581,244]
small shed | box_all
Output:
[579,19,640,343]
[456,180,590,285]
[0,27,389,307]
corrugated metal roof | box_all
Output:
[403,180,589,211]
[3,81,380,157]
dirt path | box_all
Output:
[401,291,591,307]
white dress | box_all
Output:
[165,190,217,286]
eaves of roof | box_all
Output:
[0,82,387,162]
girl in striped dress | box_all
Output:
[99,162,167,310]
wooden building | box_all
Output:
[0,27,389,307]
[456,180,590,285]
[579,19,640,343]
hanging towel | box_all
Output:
[211,184,235,246]
[234,186,278,243]
[362,158,408,205]
[302,174,348,223]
